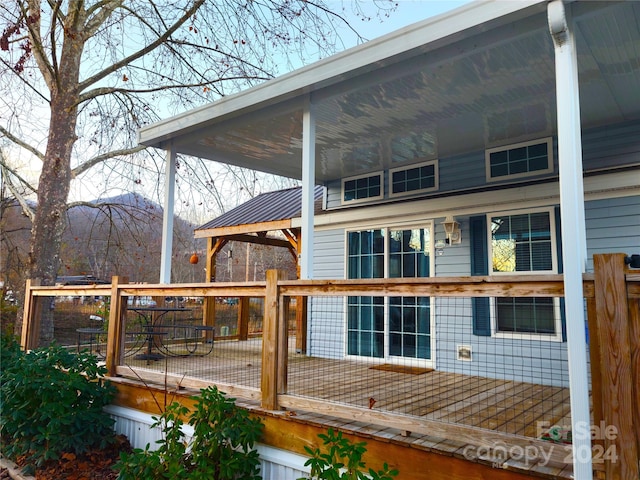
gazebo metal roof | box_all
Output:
[195,186,324,237]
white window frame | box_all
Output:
[486,206,562,342]
[341,171,384,205]
[485,137,554,182]
[388,159,439,198]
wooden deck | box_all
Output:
[122,337,572,440]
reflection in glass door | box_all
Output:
[346,226,432,361]
[388,228,431,360]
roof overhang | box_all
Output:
[139,0,640,183]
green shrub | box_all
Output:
[0,337,117,473]
[0,332,22,370]
[115,386,263,480]
[300,428,399,480]
[0,297,18,335]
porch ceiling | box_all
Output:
[139,0,640,183]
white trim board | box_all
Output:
[303,170,639,232]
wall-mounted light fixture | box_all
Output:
[441,216,461,244]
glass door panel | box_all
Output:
[347,230,385,358]
[347,226,432,361]
[389,228,431,360]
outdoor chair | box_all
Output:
[76,314,106,357]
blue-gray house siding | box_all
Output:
[307,121,639,387]
[325,121,639,210]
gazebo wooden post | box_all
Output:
[203,237,224,342]
[238,297,250,340]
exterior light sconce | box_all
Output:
[625,254,640,268]
[441,216,461,245]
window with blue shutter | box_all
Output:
[470,215,491,336]
[486,207,563,341]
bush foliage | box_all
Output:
[301,428,399,480]
[0,335,117,473]
[115,386,263,480]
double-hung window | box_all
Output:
[488,208,561,340]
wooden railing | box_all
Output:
[20,254,640,478]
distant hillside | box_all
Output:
[1,194,205,290]
[2,192,297,296]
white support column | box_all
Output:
[300,96,316,280]
[159,146,176,284]
[548,2,592,478]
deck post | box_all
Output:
[592,254,639,479]
[629,293,640,469]
[262,269,286,410]
[20,278,42,350]
[238,296,250,340]
[106,276,128,377]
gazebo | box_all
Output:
[195,186,324,352]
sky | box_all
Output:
[341,1,471,41]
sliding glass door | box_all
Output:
[347,225,432,361]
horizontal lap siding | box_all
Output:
[585,195,640,272]
[433,215,569,387]
[309,229,345,359]
[325,179,342,209]
[434,218,470,277]
[313,228,344,279]
[437,151,485,191]
[435,302,570,387]
[314,121,638,384]
[582,120,640,170]
[322,121,638,211]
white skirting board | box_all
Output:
[104,405,310,479]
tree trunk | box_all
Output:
[27,6,84,343]
[28,98,77,342]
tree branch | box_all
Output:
[77,73,269,104]
[0,125,45,160]
[83,0,124,39]
[78,0,205,92]
[0,160,36,221]
[24,0,56,90]
[71,145,146,177]
[0,57,51,103]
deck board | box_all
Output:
[123,337,574,440]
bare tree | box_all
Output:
[0,0,395,339]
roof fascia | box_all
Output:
[194,219,294,238]
[139,0,546,149]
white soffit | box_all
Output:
[138,1,640,183]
